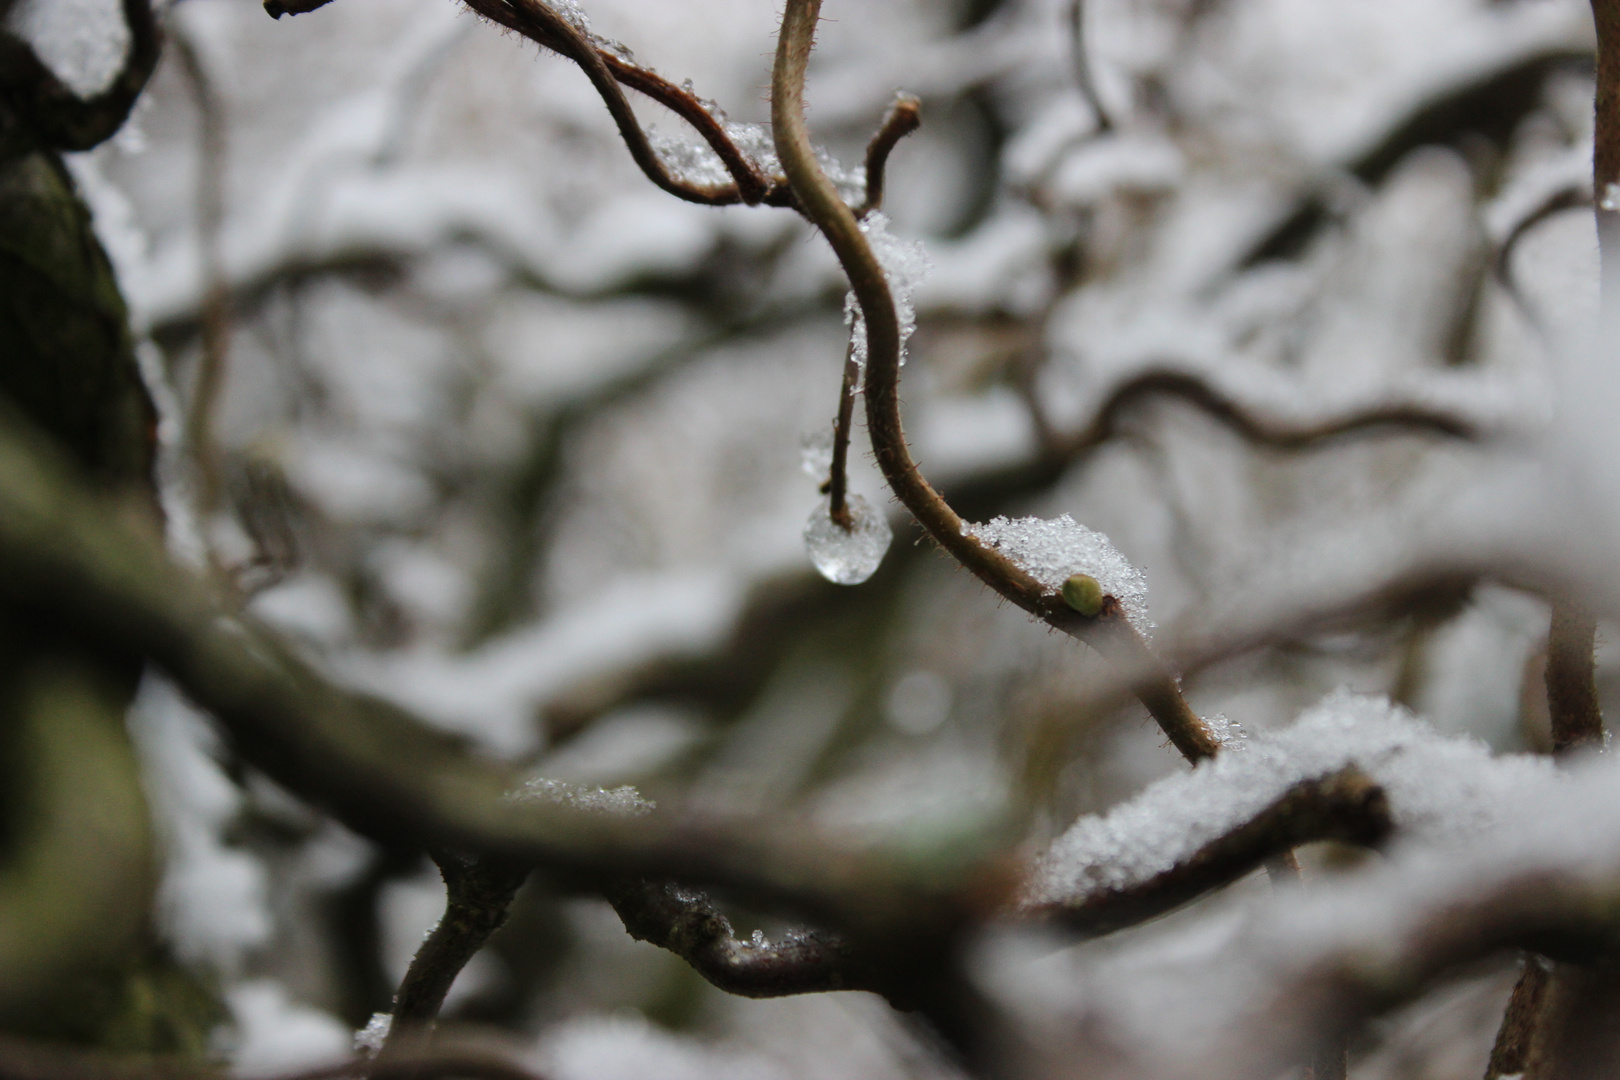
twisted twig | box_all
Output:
[771,0,1218,762]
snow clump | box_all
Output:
[962,513,1149,628]
[512,777,654,815]
[844,212,931,374]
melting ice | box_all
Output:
[804,493,892,585]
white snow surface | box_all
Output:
[6,0,128,98]
[962,513,1150,629]
[843,212,931,373]
[512,776,655,816]
[1026,690,1556,907]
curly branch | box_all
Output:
[1049,368,1485,464]
[1028,767,1391,937]
[0,0,160,152]
[603,878,888,999]
[771,0,1218,763]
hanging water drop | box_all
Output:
[803,493,891,585]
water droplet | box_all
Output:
[1604,183,1620,212]
[800,429,833,479]
[804,493,891,585]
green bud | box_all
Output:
[1061,573,1104,616]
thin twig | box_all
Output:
[170,22,232,524]
[1545,600,1604,755]
[854,94,920,218]
[771,0,1218,763]
[824,337,860,530]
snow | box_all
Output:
[533,1012,789,1080]
[5,0,129,98]
[843,212,931,373]
[962,513,1151,629]
[354,1012,391,1057]
[803,492,893,585]
[1026,690,1556,907]
[224,980,350,1076]
[512,777,655,816]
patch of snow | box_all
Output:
[962,513,1150,629]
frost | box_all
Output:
[354,1012,391,1057]
[750,929,766,947]
[799,428,834,479]
[512,777,655,816]
[803,493,892,585]
[1203,713,1247,749]
[552,0,590,33]
[843,212,931,373]
[1025,691,1557,907]
[961,514,1150,629]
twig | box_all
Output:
[382,854,529,1048]
[602,878,887,999]
[1068,0,1112,133]
[1029,767,1390,937]
[854,94,920,218]
[170,22,232,525]
[1545,600,1604,755]
[1051,367,1485,462]
[771,0,1218,763]
[0,404,999,941]
[823,337,860,530]
[1484,957,1552,1079]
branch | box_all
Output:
[1048,367,1486,464]
[0,0,160,151]
[0,405,998,941]
[382,854,529,1047]
[1546,600,1604,755]
[1028,767,1391,938]
[602,879,888,999]
[771,0,1218,762]
[853,94,919,218]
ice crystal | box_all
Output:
[961,514,1149,629]
[803,493,892,585]
[844,212,931,373]
[354,1012,390,1057]
[512,777,654,815]
[799,428,833,479]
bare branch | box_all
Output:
[1028,767,1391,937]
[1546,600,1604,755]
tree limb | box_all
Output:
[1028,767,1391,937]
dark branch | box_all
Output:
[0,404,997,940]
[1545,600,1604,755]
[603,879,888,999]
[1049,368,1485,465]
[383,854,529,1046]
[1030,767,1392,937]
